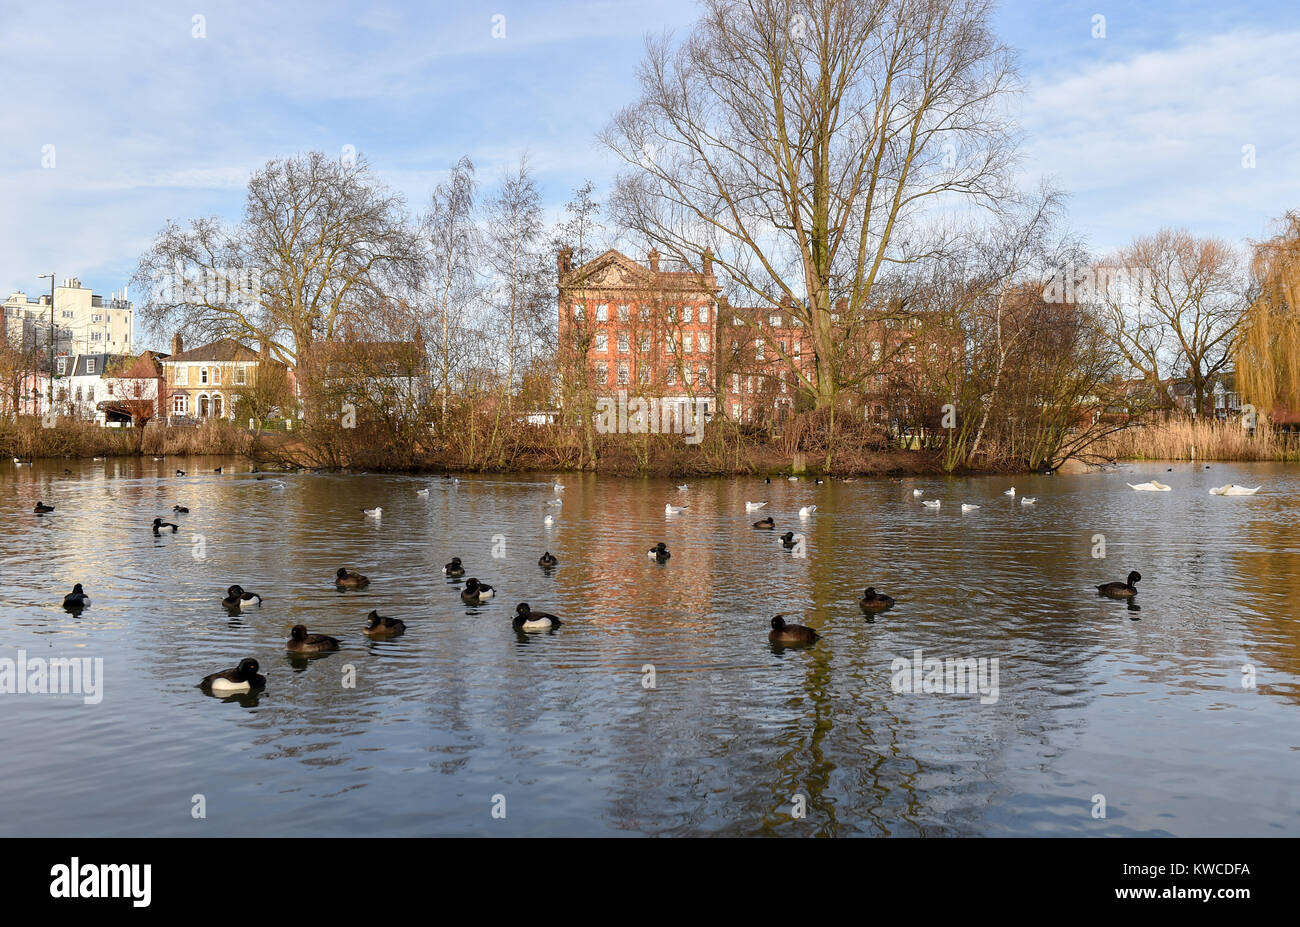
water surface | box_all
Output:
[2,457,1297,836]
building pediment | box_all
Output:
[562,250,656,291]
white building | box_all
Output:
[3,278,133,357]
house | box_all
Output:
[161,334,264,423]
[50,353,128,421]
[304,339,428,413]
[557,246,720,420]
[98,351,167,426]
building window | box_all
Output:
[638,334,650,352]
[793,341,801,358]
[173,394,188,414]
[698,333,709,353]
[731,373,740,393]
[830,313,840,322]
[56,358,67,375]
[666,334,676,353]
[697,365,709,387]
[732,402,741,418]
[699,305,708,324]
[61,310,73,319]
[86,359,96,375]
[769,314,781,327]
[212,366,221,385]
[211,394,223,417]
[778,339,786,352]
[780,378,787,394]
[617,333,629,353]
[92,313,103,322]
[596,304,608,322]
[595,333,609,352]
[617,363,629,386]
[792,316,803,327]
[594,363,608,383]
[638,364,650,385]
[872,341,881,362]
[75,387,83,402]
[617,305,629,322]
[733,315,743,326]
[234,365,247,386]
[88,387,95,402]
[908,344,917,362]
[756,342,764,360]
[683,334,693,354]
[667,366,677,386]
[639,305,650,321]
[91,332,103,341]
[200,367,209,385]
[573,304,584,320]
[682,306,693,324]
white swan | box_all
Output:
[745,501,768,512]
[921,500,941,508]
[1127,481,1172,492]
[798,505,817,518]
[961,503,979,513]
[1210,484,1261,496]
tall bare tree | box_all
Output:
[602,0,1021,410]
[424,156,482,421]
[131,151,425,418]
[1091,229,1248,416]
[484,155,547,408]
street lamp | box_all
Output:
[36,273,55,408]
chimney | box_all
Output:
[648,248,660,274]
[702,248,713,277]
[557,245,572,275]
[171,332,183,356]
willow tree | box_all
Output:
[602,0,1020,410]
[131,151,425,418]
[1235,211,1300,417]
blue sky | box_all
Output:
[2,0,1298,345]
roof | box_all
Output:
[61,354,127,377]
[306,340,425,377]
[103,351,165,379]
[164,338,260,364]
[559,249,717,294]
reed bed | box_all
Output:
[1091,418,1300,462]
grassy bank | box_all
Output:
[1091,418,1300,462]
[0,417,253,460]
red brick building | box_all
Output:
[557,247,963,429]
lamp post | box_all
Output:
[36,273,54,409]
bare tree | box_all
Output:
[1090,228,1248,416]
[602,0,1021,410]
[423,157,481,422]
[484,155,548,409]
[131,151,425,419]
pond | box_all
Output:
[2,456,1297,836]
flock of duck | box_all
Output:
[36,458,1266,695]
